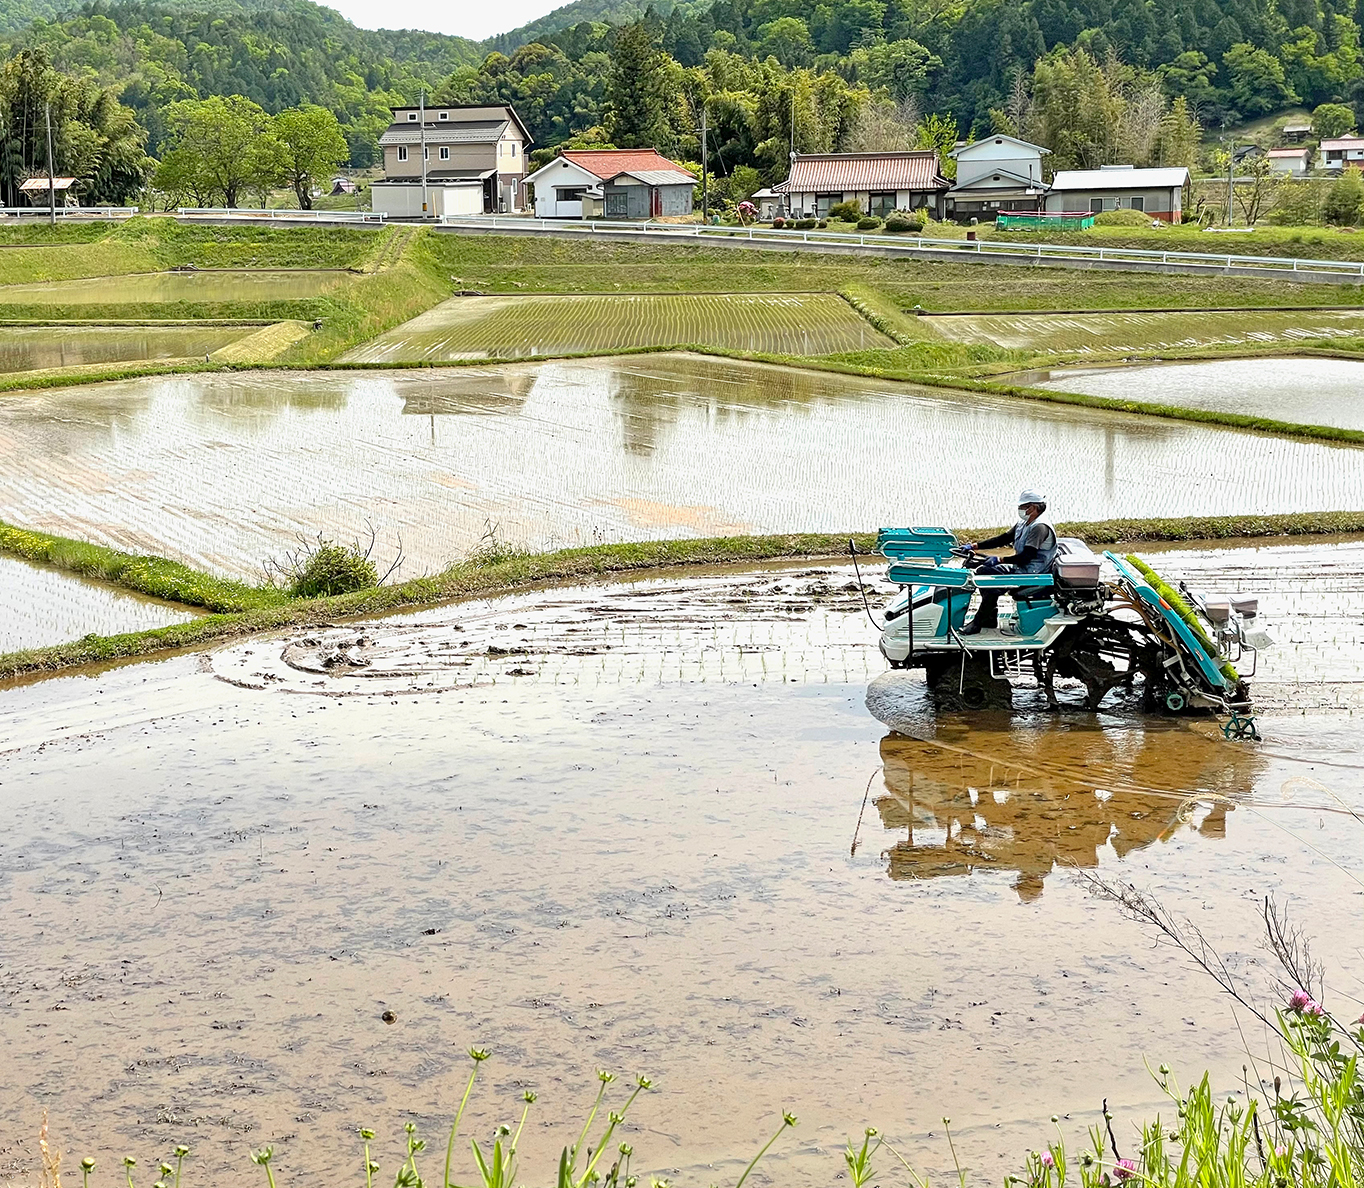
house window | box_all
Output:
[423,146,429,160]
[439,146,450,160]
[868,191,895,218]
[1129,195,1144,212]
[1089,198,1103,212]
[439,111,448,120]
[397,146,408,161]
[407,112,418,121]
[815,192,840,216]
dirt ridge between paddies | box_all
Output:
[5,513,1364,682]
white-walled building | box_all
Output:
[947,135,1050,216]
[1320,136,1364,170]
[524,150,695,219]
[370,103,530,218]
[1044,165,1189,221]
[1267,147,1312,176]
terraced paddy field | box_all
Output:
[0,323,255,373]
[3,354,1363,579]
[1,545,1361,1183]
[1029,356,1364,431]
[0,268,356,307]
[0,555,198,652]
[920,307,1364,352]
[342,292,893,362]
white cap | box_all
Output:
[1018,488,1046,506]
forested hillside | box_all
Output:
[2,0,1362,200]
[1,0,480,161]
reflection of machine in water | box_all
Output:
[873,720,1265,901]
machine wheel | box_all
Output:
[1041,621,1157,711]
[925,655,1012,712]
[1163,690,1187,713]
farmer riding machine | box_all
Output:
[866,527,1268,737]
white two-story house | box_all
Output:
[370,103,531,218]
[947,135,1050,217]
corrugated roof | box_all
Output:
[1320,136,1364,150]
[1267,147,1310,157]
[613,168,696,187]
[1048,167,1189,189]
[786,152,948,192]
[379,122,509,146]
[558,149,689,180]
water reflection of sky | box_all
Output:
[3,354,1364,577]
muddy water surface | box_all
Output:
[922,308,1364,352]
[1,546,1360,1185]
[3,355,1363,578]
[0,269,354,306]
[1030,357,1364,431]
[0,324,250,373]
[0,555,199,651]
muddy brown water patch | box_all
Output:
[4,356,1364,579]
[1,549,1361,1183]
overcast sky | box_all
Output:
[327,0,560,40]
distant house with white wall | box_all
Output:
[370,103,530,218]
[782,152,949,219]
[1267,147,1311,176]
[1043,165,1189,221]
[1321,136,1364,170]
[947,135,1050,217]
[524,149,695,219]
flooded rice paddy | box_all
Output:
[0,324,252,373]
[2,545,1361,1183]
[341,293,893,362]
[1030,356,1364,431]
[0,269,354,306]
[0,555,199,651]
[922,307,1364,352]
[4,354,1364,579]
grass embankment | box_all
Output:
[4,512,1363,680]
[0,522,284,613]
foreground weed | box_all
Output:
[733,1111,797,1188]
[844,1127,881,1187]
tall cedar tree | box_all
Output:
[605,22,672,150]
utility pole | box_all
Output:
[790,89,795,159]
[700,103,708,223]
[45,101,56,226]
[420,88,428,218]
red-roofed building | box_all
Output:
[524,149,696,219]
[783,152,950,219]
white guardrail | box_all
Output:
[437,213,1364,277]
[0,206,139,218]
[177,207,387,223]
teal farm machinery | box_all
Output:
[868,527,1269,737]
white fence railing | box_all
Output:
[0,206,139,218]
[436,214,1364,278]
[177,207,386,223]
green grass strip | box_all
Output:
[4,513,1363,680]
[1125,552,1240,683]
[0,521,286,613]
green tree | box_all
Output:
[605,21,672,149]
[1222,43,1297,117]
[1028,47,1123,170]
[1153,95,1201,169]
[1312,101,1357,140]
[756,18,814,68]
[1323,167,1364,224]
[1157,51,1219,110]
[913,112,958,179]
[269,104,349,209]
[155,95,270,208]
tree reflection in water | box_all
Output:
[872,719,1264,901]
